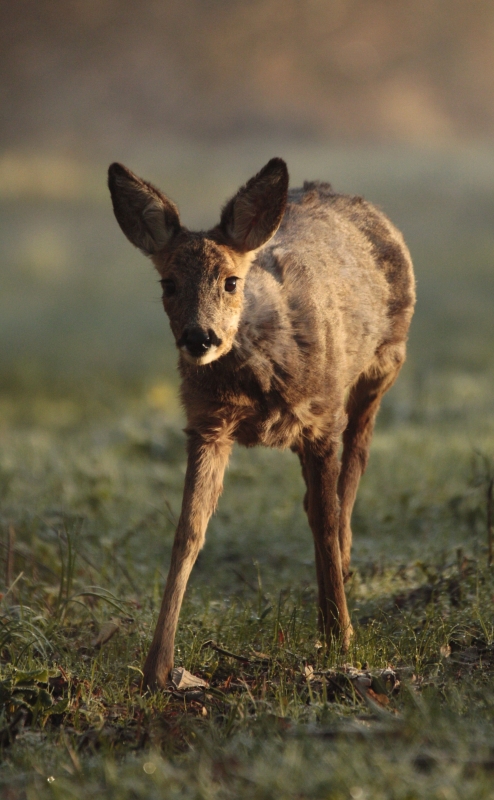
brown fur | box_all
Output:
[108,158,415,690]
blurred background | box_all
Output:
[1,0,494,421]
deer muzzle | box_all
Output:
[179,327,222,359]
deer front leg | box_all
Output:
[143,428,233,690]
[304,438,353,651]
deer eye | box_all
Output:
[224,276,237,293]
[160,278,176,297]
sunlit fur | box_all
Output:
[108,158,415,690]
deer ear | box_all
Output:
[219,158,289,252]
[108,163,181,254]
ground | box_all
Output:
[1,143,494,798]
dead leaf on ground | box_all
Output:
[169,667,208,692]
[366,688,390,706]
[353,675,372,693]
[302,664,400,709]
[92,619,120,648]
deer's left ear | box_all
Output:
[219,158,289,253]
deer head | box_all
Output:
[108,158,289,365]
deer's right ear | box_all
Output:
[108,163,181,254]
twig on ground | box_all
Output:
[202,640,254,663]
[202,639,271,665]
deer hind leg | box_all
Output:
[293,444,327,633]
[338,356,404,581]
[301,437,353,651]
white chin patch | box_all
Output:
[180,345,221,366]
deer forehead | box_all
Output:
[154,236,244,280]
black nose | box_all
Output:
[181,326,212,357]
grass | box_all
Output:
[1,142,494,797]
[0,384,494,799]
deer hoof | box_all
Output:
[142,653,173,692]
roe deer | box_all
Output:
[108,158,415,690]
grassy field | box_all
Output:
[1,143,494,798]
